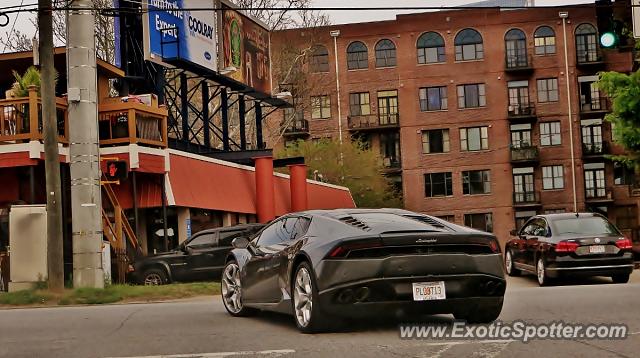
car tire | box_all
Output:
[536,256,551,287]
[454,298,503,323]
[292,262,331,333]
[221,260,256,317]
[141,268,169,285]
[504,250,521,276]
[611,274,630,284]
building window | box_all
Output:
[309,45,329,73]
[578,76,604,111]
[464,213,493,232]
[584,165,606,198]
[505,28,527,68]
[542,165,564,190]
[513,168,536,203]
[375,39,396,68]
[515,210,537,231]
[380,132,401,168]
[377,90,398,125]
[311,95,331,119]
[540,122,561,146]
[436,215,455,222]
[511,123,532,148]
[424,172,453,197]
[457,84,486,108]
[581,119,604,153]
[419,86,447,111]
[575,23,599,63]
[422,129,450,154]
[349,92,370,116]
[534,26,556,55]
[460,126,489,151]
[347,41,368,70]
[417,32,445,64]
[614,163,635,185]
[455,28,484,61]
[537,78,559,102]
[508,80,530,111]
[462,170,491,195]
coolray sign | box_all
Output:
[220,0,271,94]
[142,0,217,70]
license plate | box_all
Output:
[589,245,605,254]
[412,281,446,301]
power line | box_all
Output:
[2,1,25,52]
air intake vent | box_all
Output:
[405,215,449,230]
[339,216,372,231]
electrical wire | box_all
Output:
[2,0,25,51]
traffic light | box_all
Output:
[105,160,128,182]
[596,0,618,48]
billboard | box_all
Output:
[142,0,217,70]
[220,1,271,94]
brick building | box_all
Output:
[269,4,640,245]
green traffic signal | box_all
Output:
[600,32,617,48]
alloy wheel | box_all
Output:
[144,273,163,286]
[293,266,313,328]
[505,251,513,275]
[537,258,545,286]
[222,262,243,314]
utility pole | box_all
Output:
[67,0,104,288]
[39,0,64,292]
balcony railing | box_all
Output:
[98,100,168,148]
[582,141,609,157]
[577,48,604,65]
[507,103,536,119]
[0,87,68,144]
[382,156,401,169]
[580,97,610,113]
[511,145,539,163]
[505,54,533,71]
[513,191,541,206]
[283,119,309,136]
[348,114,399,131]
[585,187,614,202]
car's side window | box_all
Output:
[279,218,298,242]
[256,219,285,247]
[187,234,216,249]
[292,217,311,240]
[521,221,534,236]
[531,219,547,237]
[218,230,245,247]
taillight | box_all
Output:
[615,238,633,250]
[556,241,579,253]
[488,239,500,253]
[327,240,382,258]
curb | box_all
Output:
[0,294,216,311]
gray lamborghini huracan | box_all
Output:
[221,209,505,333]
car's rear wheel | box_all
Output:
[292,262,329,333]
[142,268,168,285]
[221,260,255,317]
[536,257,551,286]
[504,250,521,276]
[611,274,630,284]
[454,298,503,323]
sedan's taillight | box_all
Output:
[488,238,500,253]
[327,239,383,258]
[615,238,633,250]
[555,241,579,253]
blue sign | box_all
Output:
[186,218,192,240]
[143,0,217,70]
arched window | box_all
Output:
[575,23,599,63]
[375,39,396,68]
[534,26,556,55]
[455,28,483,61]
[309,45,329,73]
[417,32,445,64]
[505,28,527,68]
[347,41,368,70]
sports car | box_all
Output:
[221,209,505,333]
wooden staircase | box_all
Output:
[101,178,141,283]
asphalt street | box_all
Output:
[1,274,639,358]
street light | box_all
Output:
[560,11,578,213]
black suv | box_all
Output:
[130,223,264,285]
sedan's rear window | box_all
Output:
[551,216,620,236]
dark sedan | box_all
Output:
[504,213,634,286]
[130,223,264,285]
[221,209,505,333]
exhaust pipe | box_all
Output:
[354,287,370,302]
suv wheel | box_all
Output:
[142,268,168,285]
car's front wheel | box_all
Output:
[292,262,329,333]
[611,274,630,284]
[141,268,168,285]
[221,260,255,317]
[504,250,521,276]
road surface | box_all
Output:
[1,275,639,358]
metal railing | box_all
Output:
[382,156,401,169]
[582,141,609,156]
[577,47,604,64]
[585,187,614,200]
[507,103,536,118]
[283,118,309,135]
[513,191,540,205]
[98,101,168,148]
[348,114,399,130]
[579,97,610,113]
[505,53,532,70]
[510,145,539,162]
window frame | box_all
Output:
[534,26,556,56]
[460,126,489,151]
[462,169,491,195]
[309,45,330,73]
[375,39,397,68]
[542,165,565,190]
[417,31,446,64]
[311,95,331,119]
[454,28,484,61]
[540,121,562,146]
[419,86,448,111]
[347,41,369,70]
[537,78,559,103]
[457,83,486,109]
[422,129,450,154]
[349,92,371,116]
[424,172,453,197]
[464,212,493,232]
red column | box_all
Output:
[254,156,275,223]
[288,164,308,212]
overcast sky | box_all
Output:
[0,0,594,42]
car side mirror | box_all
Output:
[232,237,250,249]
[509,229,518,236]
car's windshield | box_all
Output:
[551,216,621,236]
